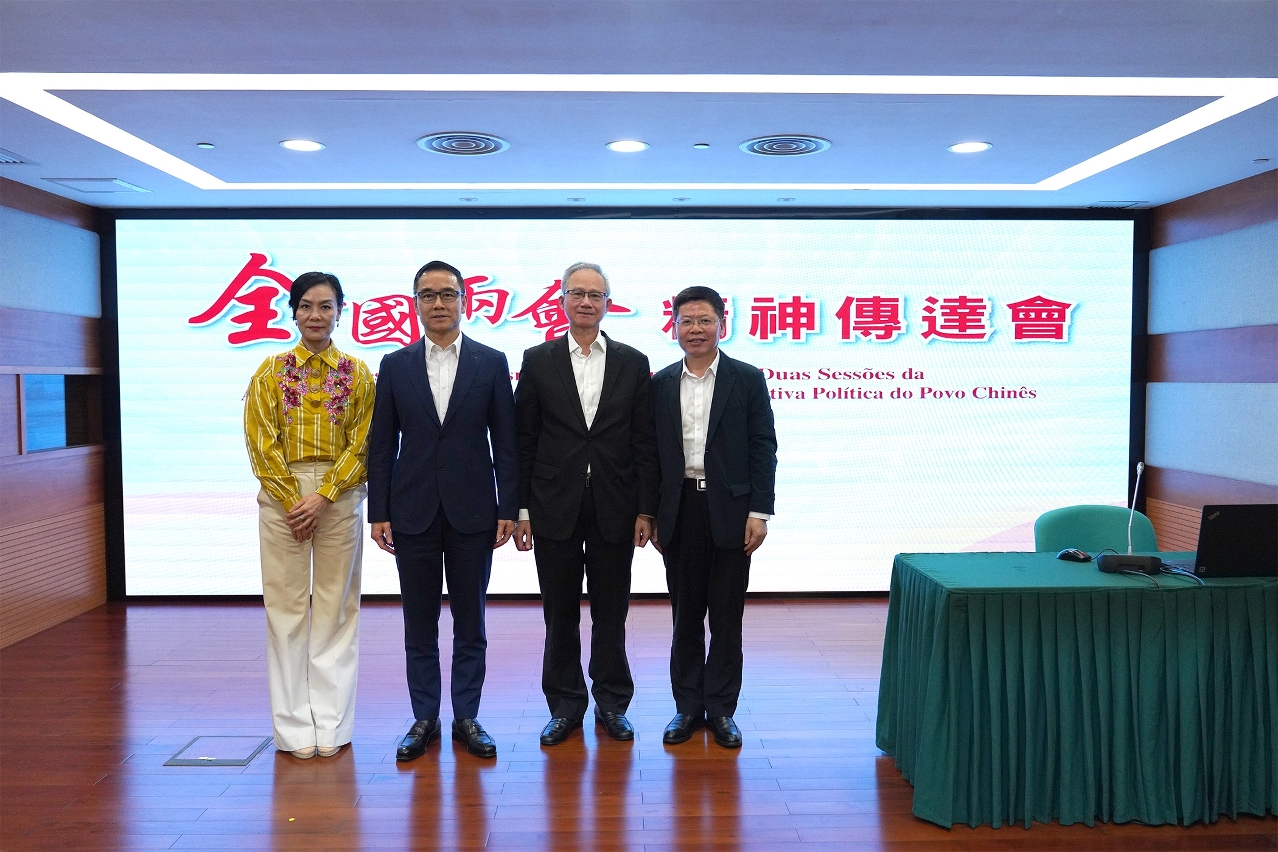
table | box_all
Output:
[875,551,1277,828]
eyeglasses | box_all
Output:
[676,317,719,329]
[415,289,462,304]
[563,289,609,303]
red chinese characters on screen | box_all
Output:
[749,296,818,342]
[350,295,419,347]
[920,295,992,342]
[834,296,904,342]
[1006,295,1074,341]
[661,297,732,342]
[510,281,634,341]
[187,253,294,345]
[464,276,512,326]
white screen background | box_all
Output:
[116,217,1134,594]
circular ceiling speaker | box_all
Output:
[417,133,510,155]
[740,135,830,156]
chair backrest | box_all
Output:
[1034,504,1159,553]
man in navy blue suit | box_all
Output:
[367,260,519,760]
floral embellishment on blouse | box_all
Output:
[322,357,356,424]
[274,352,357,425]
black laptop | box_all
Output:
[1191,504,1278,578]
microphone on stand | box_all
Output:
[1127,461,1145,555]
[1098,461,1162,575]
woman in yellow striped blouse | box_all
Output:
[244,271,375,759]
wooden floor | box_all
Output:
[1,599,1274,851]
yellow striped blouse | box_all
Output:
[243,342,375,508]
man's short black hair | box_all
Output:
[289,271,344,317]
[413,260,465,293]
[671,286,725,320]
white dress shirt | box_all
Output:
[680,352,770,521]
[569,334,607,429]
[425,334,461,423]
[680,352,718,479]
[517,333,607,523]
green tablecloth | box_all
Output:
[875,552,1278,828]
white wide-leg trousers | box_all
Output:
[257,462,365,751]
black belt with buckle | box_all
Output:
[686,477,707,491]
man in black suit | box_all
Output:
[652,286,777,749]
[513,262,659,746]
[367,260,519,760]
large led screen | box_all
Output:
[116,217,1135,594]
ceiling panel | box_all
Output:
[0,1,1274,209]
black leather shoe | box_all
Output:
[708,715,742,749]
[396,718,441,761]
[539,716,583,746]
[662,712,703,745]
[451,718,497,759]
[594,710,635,741]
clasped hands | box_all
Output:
[285,492,332,542]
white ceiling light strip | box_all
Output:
[2,73,1275,193]
[0,80,227,189]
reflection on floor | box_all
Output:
[1,600,1273,850]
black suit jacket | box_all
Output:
[367,334,519,535]
[515,332,659,544]
[653,352,777,550]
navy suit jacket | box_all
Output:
[367,334,519,535]
[653,351,777,550]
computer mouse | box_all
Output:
[1056,548,1092,562]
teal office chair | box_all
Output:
[1034,505,1158,553]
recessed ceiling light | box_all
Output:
[459,197,478,202]
[693,143,710,149]
[606,140,648,153]
[777,197,796,202]
[280,139,324,152]
[196,142,215,149]
[948,141,992,153]
[567,197,586,202]
[673,197,690,202]
[1254,157,1271,164]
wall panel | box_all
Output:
[1148,219,1278,335]
[1145,498,1202,553]
[0,374,18,457]
[0,505,105,648]
[0,307,101,371]
[0,446,105,528]
[1148,324,1278,383]
[1151,169,1278,249]
[0,205,101,318]
[1,182,105,648]
[1146,168,1278,549]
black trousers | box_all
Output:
[664,479,751,718]
[394,507,494,722]
[533,484,635,720]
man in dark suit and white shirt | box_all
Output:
[513,262,659,746]
[367,260,519,760]
[652,286,777,749]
